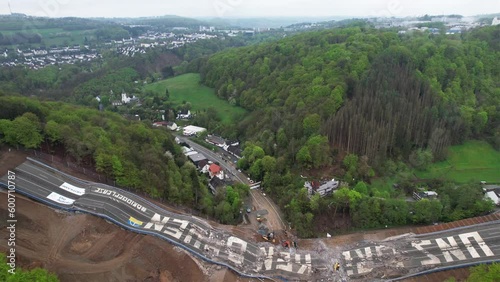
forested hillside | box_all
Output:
[0,96,248,223]
[193,25,499,236]
[197,26,500,167]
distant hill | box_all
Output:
[200,16,350,28]
[105,15,209,29]
[0,15,123,46]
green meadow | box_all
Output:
[415,140,500,183]
[145,73,247,124]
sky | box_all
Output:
[2,0,499,19]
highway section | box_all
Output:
[2,158,500,281]
[1,158,322,280]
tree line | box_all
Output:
[0,95,247,223]
[195,25,500,167]
[202,25,500,236]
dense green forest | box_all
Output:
[197,26,499,162]
[0,96,247,224]
[0,254,58,281]
[0,22,498,236]
[193,25,499,236]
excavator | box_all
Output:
[262,232,275,242]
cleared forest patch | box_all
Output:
[416,140,500,183]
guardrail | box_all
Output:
[0,181,281,281]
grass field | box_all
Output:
[415,140,500,183]
[145,73,247,124]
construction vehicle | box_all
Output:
[281,240,298,249]
[262,232,275,241]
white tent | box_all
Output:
[486,191,500,205]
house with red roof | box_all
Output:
[208,163,224,180]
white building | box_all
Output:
[177,110,192,119]
[167,122,178,131]
[305,179,340,197]
[485,191,500,206]
[122,93,131,104]
[492,17,500,26]
[183,125,207,136]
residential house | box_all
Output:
[413,190,438,201]
[209,177,226,194]
[183,125,207,136]
[197,159,209,171]
[206,135,226,147]
[208,163,224,180]
[153,121,169,127]
[184,151,198,157]
[188,153,207,166]
[226,144,242,159]
[305,179,340,197]
[122,92,137,104]
[166,121,178,131]
[181,146,193,154]
[177,109,192,119]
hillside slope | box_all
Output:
[196,25,500,165]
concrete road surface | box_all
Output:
[2,158,499,281]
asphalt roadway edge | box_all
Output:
[413,220,500,238]
[25,157,214,232]
[8,157,500,281]
[0,182,279,282]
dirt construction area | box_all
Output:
[0,149,256,282]
[0,191,260,282]
[0,149,489,282]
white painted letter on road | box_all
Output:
[226,236,248,265]
[412,240,440,266]
[144,213,169,231]
[436,237,466,262]
[59,182,85,196]
[459,232,494,258]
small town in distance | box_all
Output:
[0,1,499,282]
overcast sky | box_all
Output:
[2,0,498,18]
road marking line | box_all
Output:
[194,240,201,249]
